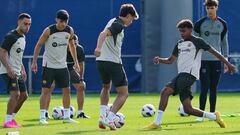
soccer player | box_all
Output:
[194,0,229,121]
[0,13,31,128]
[45,34,90,119]
[31,9,80,125]
[94,4,139,130]
[146,19,235,129]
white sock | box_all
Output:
[154,110,164,125]
[107,111,116,121]
[63,108,70,119]
[203,111,216,120]
[100,105,107,117]
[5,114,13,122]
[13,113,16,119]
[40,109,46,119]
[78,110,83,114]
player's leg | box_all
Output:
[56,68,78,123]
[197,61,210,121]
[178,73,225,128]
[181,98,225,128]
[40,67,54,125]
[209,61,221,112]
[146,87,174,129]
[69,70,90,118]
[105,63,128,130]
[13,76,28,118]
[45,82,55,119]
[1,74,21,128]
[96,61,112,129]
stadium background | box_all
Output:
[0,0,239,94]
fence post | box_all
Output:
[28,58,32,95]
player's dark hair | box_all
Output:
[204,0,219,7]
[119,4,139,20]
[177,19,193,29]
[18,13,31,20]
[56,9,69,21]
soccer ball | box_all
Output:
[141,104,155,117]
[70,106,76,118]
[178,104,189,117]
[114,112,125,128]
[52,106,64,120]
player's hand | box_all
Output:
[94,48,101,57]
[153,56,160,65]
[6,66,16,79]
[224,63,229,73]
[227,64,236,74]
[79,81,86,90]
[74,64,80,73]
[21,69,27,81]
[31,62,38,73]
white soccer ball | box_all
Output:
[52,106,64,120]
[178,104,189,117]
[114,112,125,128]
[70,106,76,118]
[141,104,155,117]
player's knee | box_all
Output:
[11,91,20,99]
[103,84,111,91]
[161,88,171,97]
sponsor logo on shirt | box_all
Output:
[16,48,24,53]
[204,31,220,36]
[178,48,191,54]
[52,42,68,47]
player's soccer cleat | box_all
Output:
[145,123,161,129]
[3,121,20,128]
[63,118,79,124]
[196,117,204,122]
[98,115,106,129]
[77,112,90,118]
[39,118,48,125]
[105,118,116,130]
[11,119,22,128]
[215,112,226,128]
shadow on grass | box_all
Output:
[216,131,240,134]
[23,119,39,122]
[57,129,102,134]
[162,121,199,126]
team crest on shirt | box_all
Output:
[188,43,191,47]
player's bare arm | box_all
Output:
[68,28,80,73]
[0,48,15,78]
[31,28,50,73]
[208,47,236,73]
[79,61,85,88]
[94,29,112,57]
[21,64,27,81]
[153,55,177,65]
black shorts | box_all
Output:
[166,73,196,102]
[42,67,70,88]
[96,61,128,87]
[1,74,27,92]
[69,69,81,84]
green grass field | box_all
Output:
[0,93,240,135]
